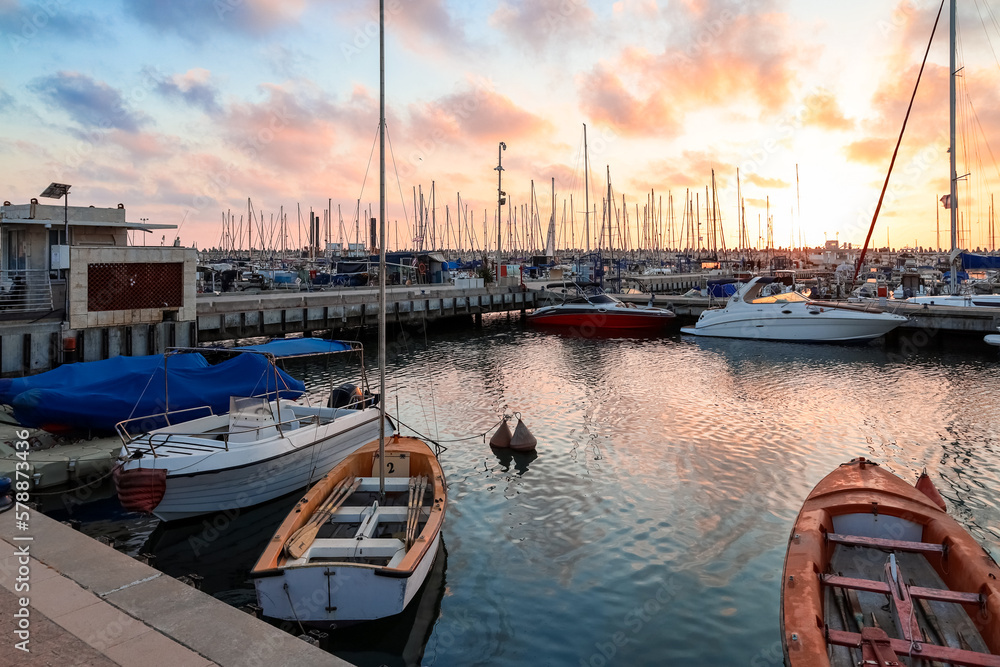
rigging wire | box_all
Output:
[853,0,945,283]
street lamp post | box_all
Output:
[40,182,71,322]
[495,142,506,283]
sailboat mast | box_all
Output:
[583,124,590,253]
[378,0,387,499]
[949,0,958,293]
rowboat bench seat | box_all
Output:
[825,532,946,554]
[300,537,405,560]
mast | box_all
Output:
[583,124,590,254]
[949,0,958,293]
[378,0,387,499]
[607,165,613,287]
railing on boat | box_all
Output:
[115,402,358,458]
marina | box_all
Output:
[1,317,998,665]
[6,1,1000,665]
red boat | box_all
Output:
[781,458,1000,666]
[528,282,676,334]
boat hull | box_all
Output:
[528,307,675,333]
[780,459,1000,666]
[254,531,442,624]
[681,311,905,342]
[116,408,386,521]
[251,436,446,624]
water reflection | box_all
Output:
[490,445,538,475]
[46,318,1000,665]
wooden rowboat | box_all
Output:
[251,435,446,624]
[781,457,1000,666]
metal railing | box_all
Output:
[0,269,53,313]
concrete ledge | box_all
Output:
[0,510,349,666]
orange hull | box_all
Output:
[781,458,1000,666]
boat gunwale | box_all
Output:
[251,435,446,580]
[781,459,1000,666]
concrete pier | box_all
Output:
[0,509,348,666]
[0,283,536,374]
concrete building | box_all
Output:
[0,200,198,372]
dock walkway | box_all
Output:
[0,509,348,666]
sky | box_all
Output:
[2,0,1000,254]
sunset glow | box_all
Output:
[2,0,999,253]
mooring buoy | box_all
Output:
[509,414,537,452]
[489,418,512,448]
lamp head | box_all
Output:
[500,142,506,151]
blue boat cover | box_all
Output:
[234,339,354,356]
[8,353,304,434]
[0,354,208,406]
[960,252,1000,270]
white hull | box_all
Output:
[117,403,387,521]
[681,313,904,342]
[255,530,442,623]
[908,294,1000,308]
[681,277,907,342]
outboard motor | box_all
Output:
[328,383,366,409]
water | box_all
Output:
[49,318,1000,666]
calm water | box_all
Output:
[49,317,1000,666]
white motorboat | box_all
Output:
[680,276,908,342]
[908,293,1000,307]
[986,327,1000,346]
[113,343,391,521]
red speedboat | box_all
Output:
[528,282,676,334]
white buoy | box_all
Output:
[509,416,537,452]
[489,418,512,448]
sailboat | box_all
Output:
[250,0,447,624]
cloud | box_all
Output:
[0,1,106,46]
[577,3,799,137]
[800,89,853,130]
[745,173,788,189]
[30,72,146,132]
[491,0,596,51]
[155,68,222,115]
[408,82,554,147]
[123,0,306,41]
[844,137,893,165]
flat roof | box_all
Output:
[0,202,176,231]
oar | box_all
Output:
[285,477,360,559]
[405,476,428,550]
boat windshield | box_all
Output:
[749,291,809,304]
[587,293,619,305]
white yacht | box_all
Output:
[680,276,908,342]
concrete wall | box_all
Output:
[68,246,198,330]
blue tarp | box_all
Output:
[961,252,1000,270]
[235,339,353,356]
[8,353,304,434]
[0,353,208,406]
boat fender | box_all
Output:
[0,477,12,513]
[489,419,512,449]
[509,414,537,452]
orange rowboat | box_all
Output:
[781,458,1000,666]
[251,435,446,624]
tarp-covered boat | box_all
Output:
[7,353,303,435]
[781,458,1000,666]
[113,342,389,521]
